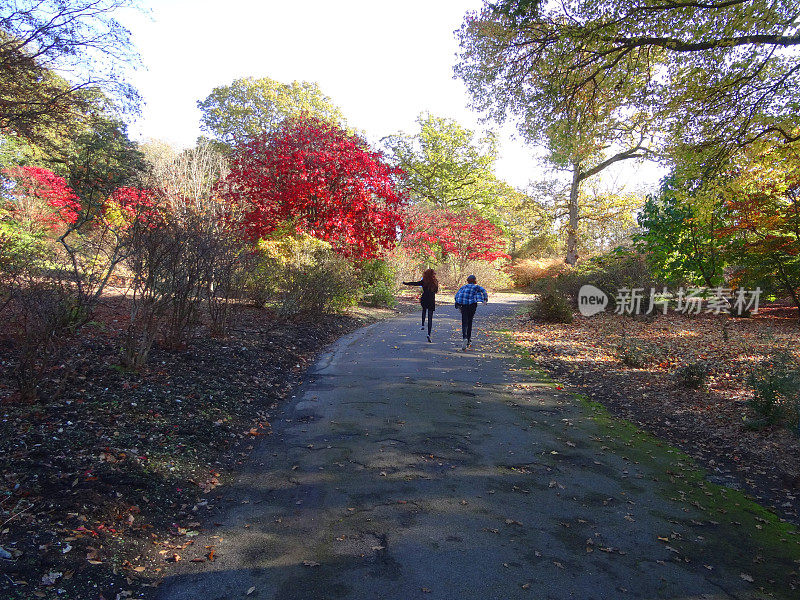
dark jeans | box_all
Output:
[460,303,477,340]
[421,308,433,335]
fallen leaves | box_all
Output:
[510,310,800,525]
[0,303,366,598]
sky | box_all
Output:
[119,0,662,191]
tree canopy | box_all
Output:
[455,1,654,263]
[198,77,345,150]
[384,113,499,212]
[463,0,800,169]
[223,118,405,259]
[0,0,140,146]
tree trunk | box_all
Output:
[565,162,581,266]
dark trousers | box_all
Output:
[460,303,477,340]
[421,308,433,335]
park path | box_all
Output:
[155,295,788,600]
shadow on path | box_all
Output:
[155,295,799,599]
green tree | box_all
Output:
[474,0,800,169]
[636,176,727,287]
[384,113,499,212]
[197,77,345,150]
[1,102,145,213]
[491,180,552,255]
[456,2,652,265]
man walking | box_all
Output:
[454,275,489,351]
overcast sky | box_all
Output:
[120,0,661,191]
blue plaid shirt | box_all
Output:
[454,284,488,305]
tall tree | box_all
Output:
[491,180,552,254]
[719,141,800,317]
[198,77,345,150]
[384,113,499,212]
[475,0,800,169]
[456,1,653,264]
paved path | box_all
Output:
[156,295,792,599]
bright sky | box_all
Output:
[120,0,662,191]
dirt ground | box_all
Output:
[510,305,800,526]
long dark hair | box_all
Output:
[422,268,438,293]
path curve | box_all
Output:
[156,295,770,600]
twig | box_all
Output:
[1,503,32,529]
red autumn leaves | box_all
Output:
[402,206,510,265]
[5,118,511,263]
[2,166,82,230]
[225,118,405,259]
[223,118,509,262]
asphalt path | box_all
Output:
[155,295,778,600]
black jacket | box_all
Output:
[403,280,437,310]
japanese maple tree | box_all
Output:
[2,166,82,232]
[223,118,405,259]
[402,206,510,282]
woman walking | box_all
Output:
[403,268,438,343]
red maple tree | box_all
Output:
[104,186,163,228]
[223,118,406,259]
[403,207,509,264]
[2,166,81,231]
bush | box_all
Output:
[358,258,397,307]
[245,234,358,316]
[279,251,357,315]
[8,283,83,402]
[745,350,800,430]
[616,341,659,368]
[527,293,574,323]
[675,361,709,389]
[438,257,512,290]
[532,248,664,312]
[508,258,566,289]
[361,281,397,308]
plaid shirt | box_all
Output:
[454,284,488,305]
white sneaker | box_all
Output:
[462,339,468,351]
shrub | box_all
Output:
[508,258,566,289]
[527,293,574,323]
[361,281,397,308]
[533,248,664,311]
[616,341,659,368]
[279,251,357,315]
[8,283,83,402]
[358,258,397,307]
[745,350,800,430]
[675,361,709,389]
